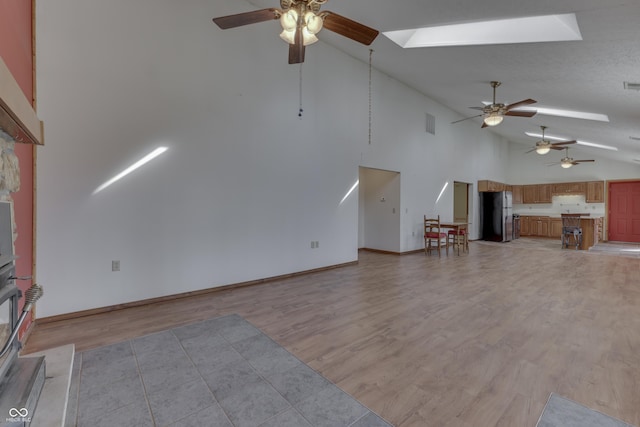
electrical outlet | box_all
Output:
[315,241,319,248]
[112,260,120,272]
[311,241,315,249]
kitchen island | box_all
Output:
[519,215,603,250]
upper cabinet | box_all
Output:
[552,182,586,195]
[523,184,552,203]
[480,180,605,204]
[511,185,523,204]
[478,180,506,192]
[586,181,605,203]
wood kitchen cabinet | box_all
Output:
[521,216,550,237]
[552,182,586,195]
[478,180,506,192]
[520,216,531,236]
[537,184,552,203]
[522,185,552,204]
[533,217,550,236]
[511,185,523,204]
[549,218,563,238]
[586,181,605,203]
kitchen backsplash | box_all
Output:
[514,194,605,217]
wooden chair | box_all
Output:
[448,227,468,255]
[424,215,449,257]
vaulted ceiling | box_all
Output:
[242,0,640,165]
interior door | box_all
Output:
[453,182,469,223]
[608,181,640,242]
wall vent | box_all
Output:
[629,136,640,141]
[623,82,640,91]
[426,113,436,135]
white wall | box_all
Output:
[36,0,513,317]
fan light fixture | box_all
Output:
[536,146,551,155]
[561,160,573,168]
[483,112,503,127]
[279,9,323,45]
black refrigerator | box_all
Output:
[480,191,513,242]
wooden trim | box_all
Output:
[359,248,423,255]
[0,56,43,145]
[36,260,358,324]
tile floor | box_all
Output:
[537,394,635,427]
[64,314,392,427]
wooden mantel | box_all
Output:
[0,56,43,145]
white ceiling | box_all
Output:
[242,0,640,165]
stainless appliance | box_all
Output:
[480,191,513,242]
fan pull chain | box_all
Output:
[298,63,304,118]
[368,49,373,144]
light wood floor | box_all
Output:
[25,242,640,427]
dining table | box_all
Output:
[440,221,469,255]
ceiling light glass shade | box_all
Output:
[280,10,298,31]
[536,146,551,155]
[280,29,296,44]
[483,112,503,126]
[279,28,319,45]
[304,12,323,34]
[561,161,573,168]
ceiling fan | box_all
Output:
[526,126,576,155]
[452,81,537,128]
[212,0,379,64]
[547,147,595,168]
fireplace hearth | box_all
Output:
[0,201,44,426]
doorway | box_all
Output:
[608,180,640,242]
[358,167,401,252]
[453,181,470,223]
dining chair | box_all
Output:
[424,215,449,256]
[448,227,468,255]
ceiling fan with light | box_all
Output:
[452,81,537,128]
[526,126,576,155]
[547,147,595,168]
[212,0,379,64]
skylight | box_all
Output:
[384,14,582,48]
[525,132,618,151]
[523,106,609,122]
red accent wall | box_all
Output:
[0,0,35,334]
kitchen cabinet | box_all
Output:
[537,184,552,203]
[549,218,563,238]
[478,180,506,192]
[586,181,605,203]
[552,182,586,195]
[532,217,550,236]
[511,185,523,204]
[522,185,552,204]
[520,216,531,236]
[520,216,550,237]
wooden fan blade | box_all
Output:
[546,162,560,166]
[525,147,537,153]
[469,106,485,111]
[451,114,482,124]
[551,140,577,146]
[481,121,488,129]
[288,27,305,64]
[504,110,536,118]
[506,98,536,110]
[213,8,279,29]
[322,11,379,45]
[574,159,595,163]
[549,145,567,150]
